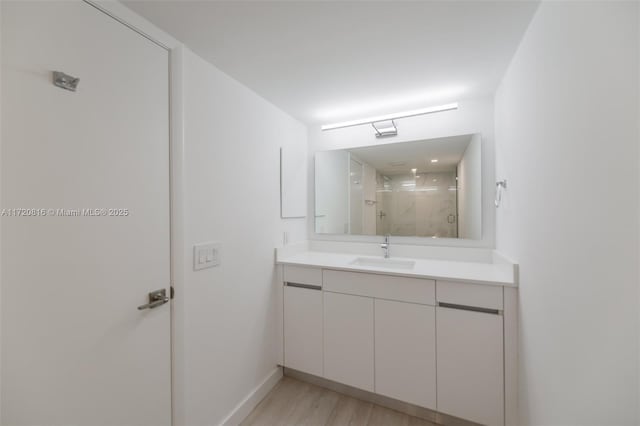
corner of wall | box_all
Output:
[218,367,283,426]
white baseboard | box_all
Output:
[219,366,283,426]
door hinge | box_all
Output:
[170,286,175,299]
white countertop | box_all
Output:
[276,250,517,287]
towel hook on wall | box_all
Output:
[495,180,507,208]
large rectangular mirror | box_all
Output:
[315,134,481,239]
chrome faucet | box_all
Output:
[381,234,390,258]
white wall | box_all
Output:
[457,134,481,239]
[495,2,639,425]
[308,97,495,247]
[280,142,307,218]
[179,47,307,425]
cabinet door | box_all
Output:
[324,292,374,391]
[437,306,504,426]
[375,299,436,409]
[284,285,323,376]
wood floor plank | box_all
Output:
[325,395,373,426]
[241,377,435,426]
[367,405,410,426]
[407,415,438,426]
[284,384,340,425]
[240,377,310,426]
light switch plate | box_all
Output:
[193,241,221,271]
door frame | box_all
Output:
[82,2,186,425]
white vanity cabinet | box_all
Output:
[374,299,436,409]
[280,264,515,426]
[323,291,374,391]
[282,266,323,376]
[283,285,323,376]
[323,269,436,398]
[436,280,505,426]
[436,306,504,426]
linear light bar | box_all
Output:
[321,102,458,131]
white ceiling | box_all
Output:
[349,134,473,176]
[124,1,539,125]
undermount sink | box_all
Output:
[349,256,416,270]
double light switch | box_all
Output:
[194,242,221,271]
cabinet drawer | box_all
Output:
[323,270,435,305]
[283,265,322,288]
[436,281,503,310]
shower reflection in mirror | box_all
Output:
[314,134,482,240]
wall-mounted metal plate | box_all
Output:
[53,71,79,92]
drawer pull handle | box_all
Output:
[285,282,322,291]
[438,302,501,315]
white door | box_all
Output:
[1,2,171,425]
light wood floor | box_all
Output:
[240,377,437,426]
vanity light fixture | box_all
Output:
[320,102,459,131]
[431,159,439,163]
[411,168,417,174]
[371,120,398,138]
